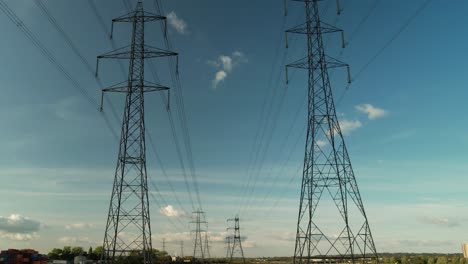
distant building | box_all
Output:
[51,261,69,264]
[463,243,468,259]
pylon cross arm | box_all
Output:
[286,21,342,35]
[102,80,170,93]
[286,55,348,70]
[97,45,177,60]
[112,11,165,23]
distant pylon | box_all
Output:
[97,1,177,264]
[225,236,232,259]
[180,241,184,257]
[191,210,206,260]
[284,1,379,263]
[163,238,166,252]
[227,215,245,264]
[203,229,211,258]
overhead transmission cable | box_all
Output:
[238,12,290,214]
[0,0,119,140]
[336,0,433,106]
[33,0,121,126]
[153,0,204,211]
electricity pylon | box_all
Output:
[180,241,184,257]
[227,216,245,264]
[225,236,232,259]
[203,228,211,258]
[285,1,379,263]
[97,1,177,263]
[191,210,206,261]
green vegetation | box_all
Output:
[47,247,171,263]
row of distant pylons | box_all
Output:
[97,0,379,263]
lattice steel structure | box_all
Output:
[203,227,211,259]
[96,1,177,263]
[285,1,378,263]
[225,236,232,259]
[180,241,184,258]
[227,216,245,264]
[191,210,206,260]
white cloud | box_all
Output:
[153,232,191,242]
[59,236,97,245]
[417,216,460,228]
[0,232,39,241]
[338,119,362,135]
[166,12,187,34]
[219,56,233,72]
[0,214,41,234]
[159,205,185,217]
[316,140,328,147]
[0,214,43,241]
[65,223,94,230]
[355,104,388,120]
[207,231,227,242]
[212,70,227,88]
[209,52,247,89]
[242,240,257,248]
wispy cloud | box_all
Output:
[339,119,362,135]
[59,236,97,245]
[159,205,186,217]
[316,140,328,147]
[209,51,247,89]
[417,216,460,228]
[355,104,388,120]
[65,223,94,230]
[166,12,187,34]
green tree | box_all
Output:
[48,248,63,260]
[437,256,448,264]
[401,256,408,264]
[71,247,83,257]
[62,246,72,260]
[88,247,93,256]
[412,256,425,264]
[93,246,103,256]
[428,257,435,264]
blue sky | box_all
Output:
[1,0,468,257]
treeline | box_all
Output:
[249,254,468,264]
[379,254,467,264]
[47,247,103,261]
[47,247,171,262]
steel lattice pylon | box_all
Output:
[203,228,211,259]
[227,216,245,264]
[96,1,177,263]
[191,210,206,261]
[225,236,232,259]
[285,1,379,263]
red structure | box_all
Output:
[0,249,47,264]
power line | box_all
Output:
[0,0,119,140]
[336,0,433,106]
[345,0,380,46]
[354,0,433,82]
[153,0,204,211]
[146,131,190,216]
[34,0,122,126]
[239,13,289,214]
